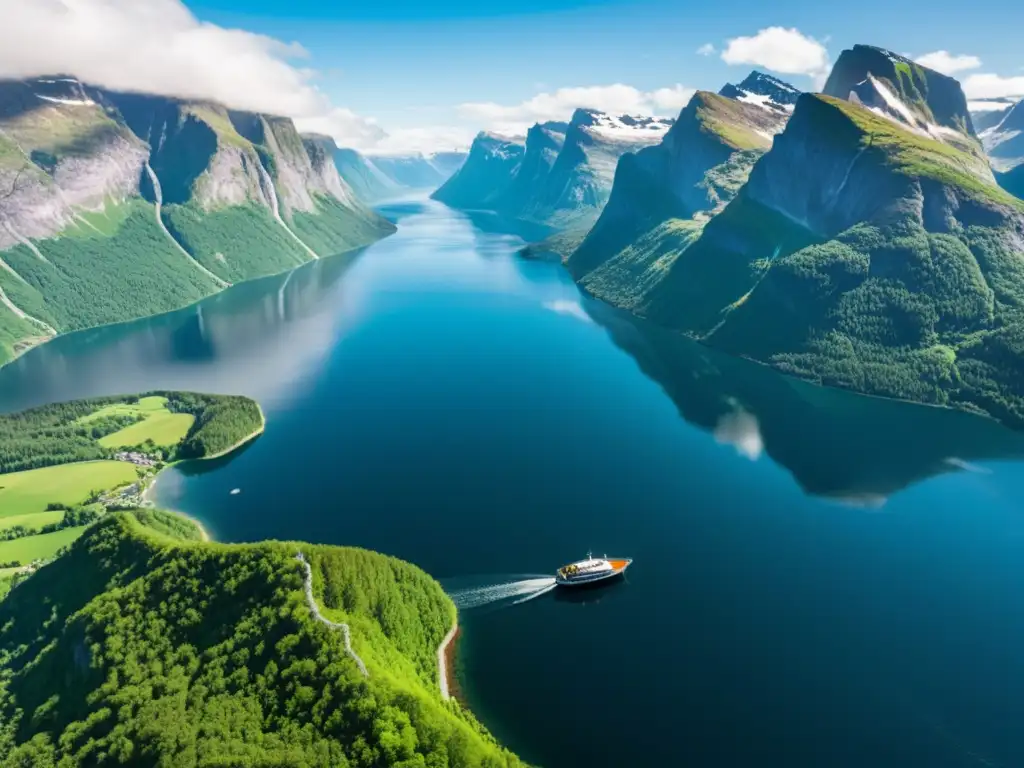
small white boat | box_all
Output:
[555,552,632,587]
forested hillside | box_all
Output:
[0,513,523,767]
[0,77,395,367]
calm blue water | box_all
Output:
[3,199,1024,767]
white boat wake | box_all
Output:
[448,576,556,610]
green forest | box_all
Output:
[0,391,263,474]
[0,201,219,338]
[0,512,523,767]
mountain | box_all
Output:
[823,44,978,146]
[0,76,394,366]
[491,121,569,217]
[528,108,673,226]
[370,152,468,189]
[980,98,1024,171]
[719,70,801,112]
[433,109,671,227]
[0,510,525,766]
[566,47,1024,428]
[304,138,400,202]
[971,98,1018,133]
[431,132,526,210]
[566,85,793,302]
[317,144,467,202]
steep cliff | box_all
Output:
[0,76,394,366]
[430,132,525,209]
[567,90,790,306]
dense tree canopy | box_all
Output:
[0,513,523,767]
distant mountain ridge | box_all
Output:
[316,142,467,202]
[0,76,395,365]
[980,98,1024,172]
[431,107,671,226]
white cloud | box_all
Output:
[962,73,1024,100]
[968,99,1015,112]
[0,0,392,150]
[915,51,982,75]
[458,83,695,134]
[368,126,476,156]
[697,43,716,57]
[721,27,829,79]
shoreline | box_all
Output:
[578,287,1008,424]
[438,618,460,701]
[139,404,266,543]
[0,228,395,373]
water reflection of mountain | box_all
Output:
[0,249,364,413]
[586,301,1024,502]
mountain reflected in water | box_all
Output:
[0,247,364,414]
[584,300,1024,503]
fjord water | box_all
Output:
[3,200,1024,766]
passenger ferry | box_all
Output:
[555,552,632,587]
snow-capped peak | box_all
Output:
[572,109,674,142]
[719,71,801,113]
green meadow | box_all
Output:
[0,461,137,518]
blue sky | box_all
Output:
[180,0,1024,150]
[4,0,1022,154]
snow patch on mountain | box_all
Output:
[35,94,95,106]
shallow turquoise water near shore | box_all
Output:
[3,200,1024,766]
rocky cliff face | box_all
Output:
[0,79,149,248]
[824,45,977,140]
[430,132,525,209]
[0,76,394,365]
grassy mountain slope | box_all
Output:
[0,513,523,767]
[633,91,1024,425]
[0,199,219,333]
[568,91,788,307]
